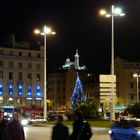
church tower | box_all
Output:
[74,50,79,70]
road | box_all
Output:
[24,126,110,140]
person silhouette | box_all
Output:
[52,115,69,140]
[4,112,25,140]
[69,109,92,140]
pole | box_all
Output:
[111,5,115,121]
[44,28,47,119]
[137,76,139,102]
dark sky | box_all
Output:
[0,0,140,73]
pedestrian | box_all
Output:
[5,112,25,140]
[52,115,69,140]
[69,109,92,140]
[0,111,9,140]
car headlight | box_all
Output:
[137,131,140,135]
[21,119,29,126]
[108,130,112,134]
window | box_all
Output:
[28,63,32,70]
[0,71,3,80]
[19,52,22,56]
[130,83,134,89]
[0,97,3,104]
[26,98,32,105]
[28,53,31,57]
[36,85,41,96]
[9,72,13,80]
[18,62,23,69]
[0,61,3,67]
[35,98,42,106]
[36,64,40,70]
[7,98,13,104]
[17,98,22,105]
[18,85,23,96]
[9,51,13,56]
[18,72,22,80]
[9,61,13,68]
[8,84,13,95]
[0,50,3,55]
[37,53,40,58]
[130,94,134,100]
[36,73,40,81]
[0,84,3,95]
[27,73,32,80]
[27,85,32,96]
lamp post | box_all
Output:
[133,73,140,102]
[34,26,56,119]
[100,5,125,121]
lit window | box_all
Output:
[7,98,13,104]
[36,85,41,96]
[8,84,13,95]
[0,84,3,95]
[18,85,23,96]
[27,85,32,96]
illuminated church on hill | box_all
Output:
[62,50,86,70]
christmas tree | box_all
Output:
[70,73,86,107]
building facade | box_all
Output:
[0,35,44,117]
[115,57,140,105]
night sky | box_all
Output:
[0,0,140,73]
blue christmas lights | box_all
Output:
[70,73,86,107]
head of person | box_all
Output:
[74,109,83,120]
[13,112,20,121]
[57,115,63,123]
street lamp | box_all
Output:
[133,73,140,102]
[99,5,125,121]
[34,25,56,119]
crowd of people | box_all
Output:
[52,109,92,140]
[0,109,92,140]
[0,111,25,140]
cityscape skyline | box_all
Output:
[0,0,140,73]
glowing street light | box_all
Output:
[133,73,140,102]
[34,25,55,119]
[99,5,125,121]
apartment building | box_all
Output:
[115,57,140,105]
[0,34,44,117]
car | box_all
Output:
[30,116,47,122]
[108,120,140,140]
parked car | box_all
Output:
[109,120,140,140]
[30,116,47,122]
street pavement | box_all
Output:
[24,125,110,140]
